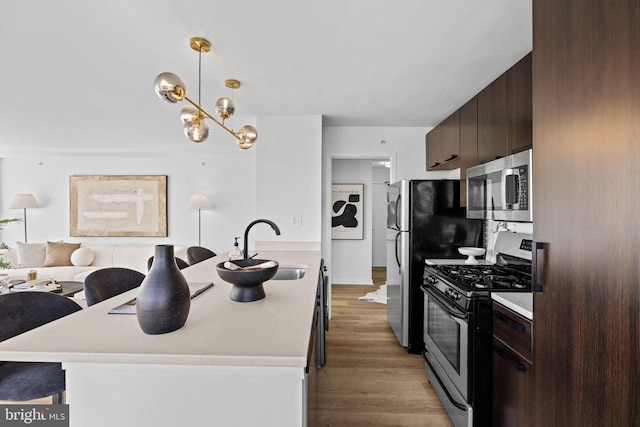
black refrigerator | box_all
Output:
[386,179,483,354]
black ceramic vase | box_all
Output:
[136,245,191,334]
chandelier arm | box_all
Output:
[184,96,240,139]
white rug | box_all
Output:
[358,285,387,304]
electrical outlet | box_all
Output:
[290,216,302,227]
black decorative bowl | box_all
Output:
[216,259,279,302]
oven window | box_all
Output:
[427,300,461,373]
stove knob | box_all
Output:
[445,289,460,301]
[426,276,438,285]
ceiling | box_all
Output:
[0,1,532,154]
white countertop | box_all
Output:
[492,292,533,320]
[0,250,321,368]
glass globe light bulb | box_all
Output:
[183,117,209,143]
[180,106,200,123]
[236,125,258,149]
[154,72,186,103]
[215,97,235,120]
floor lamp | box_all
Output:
[9,193,40,243]
[187,194,213,246]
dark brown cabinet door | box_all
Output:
[440,110,460,163]
[492,339,533,427]
[507,52,532,154]
[532,1,640,426]
[492,303,533,427]
[425,125,442,170]
[477,71,509,163]
[459,96,478,206]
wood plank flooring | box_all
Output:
[313,267,454,426]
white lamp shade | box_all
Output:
[187,193,213,210]
[9,193,40,209]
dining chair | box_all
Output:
[147,256,189,271]
[0,292,82,403]
[186,246,217,265]
[83,267,146,307]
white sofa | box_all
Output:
[0,244,187,283]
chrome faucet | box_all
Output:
[243,219,281,259]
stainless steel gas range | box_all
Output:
[421,231,532,427]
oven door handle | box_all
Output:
[423,286,468,320]
[424,350,467,411]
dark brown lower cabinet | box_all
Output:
[492,303,532,427]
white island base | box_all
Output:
[64,363,307,427]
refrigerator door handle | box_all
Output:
[395,231,402,273]
[395,194,402,230]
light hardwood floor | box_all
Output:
[313,267,454,426]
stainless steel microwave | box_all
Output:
[466,149,532,222]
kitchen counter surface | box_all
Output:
[492,292,533,320]
[0,250,321,368]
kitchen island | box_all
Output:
[0,250,322,427]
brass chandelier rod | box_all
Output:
[183,96,239,139]
[153,37,258,149]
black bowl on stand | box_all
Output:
[216,259,279,302]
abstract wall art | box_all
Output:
[331,183,363,240]
[69,175,167,237]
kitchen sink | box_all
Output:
[271,266,306,280]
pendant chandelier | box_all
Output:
[153,37,258,149]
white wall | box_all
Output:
[255,115,322,246]
[0,152,256,255]
[322,126,459,285]
[372,166,390,267]
[0,115,323,258]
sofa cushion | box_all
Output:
[112,246,156,273]
[43,242,81,267]
[15,242,47,268]
[85,246,118,267]
[70,247,94,266]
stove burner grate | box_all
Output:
[430,264,531,292]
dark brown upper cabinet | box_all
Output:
[458,96,478,206]
[425,125,442,169]
[426,110,460,171]
[440,110,461,164]
[507,52,533,153]
[477,71,509,164]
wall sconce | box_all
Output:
[187,194,213,246]
[9,193,40,243]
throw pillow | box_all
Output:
[15,242,47,268]
[70,247,95,266]
[43,241,81,267]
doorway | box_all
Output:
[330,157,391,285]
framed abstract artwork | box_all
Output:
[331,183,364,240]
[69,175,167,237]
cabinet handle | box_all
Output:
[429,162,441,168]
[493,345,527,372]
[444,155,459,162]
[493,310,525,331]
[532,241,545,293]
